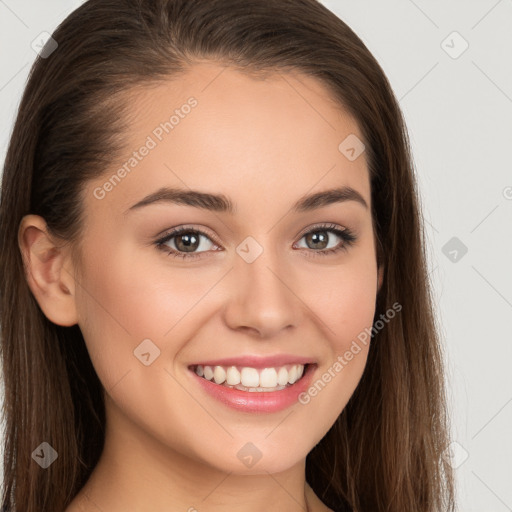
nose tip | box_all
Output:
[235,322,293,339]
[222,255,301,339]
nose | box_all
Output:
[222,243,303,339]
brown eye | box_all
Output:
[156,227,219,259]
[173,231,200,252]
[304,230,330,250]
[294,224,357,257]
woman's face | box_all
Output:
[75,62,381,475]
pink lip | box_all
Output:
[189,354,315,369]
[189,363,316,414]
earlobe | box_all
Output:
[17,214,78,327]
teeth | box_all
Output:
[241,367,259,387]
[193,363,306,390]
[277,367,288,386]
[226,366,241,385]
[259,368,277,388]
[213,366,226,384]
[203,366,214,381]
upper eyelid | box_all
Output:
[156,225,221,247]
[295,222,347,238]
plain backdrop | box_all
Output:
[1,1,511,510]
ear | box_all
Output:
[377,263,384,293]
[18,214,78,326]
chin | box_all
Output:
[194,436,311,476]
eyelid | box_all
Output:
[292,222,356,255]
[295,222,348,239]
[155,224,222,247]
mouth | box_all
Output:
[190,363,309,392]
[187,361,317,413]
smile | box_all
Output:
[188,360,316,413]
[193,363,305,392]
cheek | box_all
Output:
[74,241,220,386]
[293,255,377,421]
[300,255,378,349]
[74,246,206,441]
[76,239,192,336]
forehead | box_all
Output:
[84,62,370,219]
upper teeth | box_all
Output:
[194,364,305,388]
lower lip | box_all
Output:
[190,364,316,413]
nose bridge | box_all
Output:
[222,236,301,337]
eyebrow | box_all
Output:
[124,185,368,215]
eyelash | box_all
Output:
[154,223,357,260]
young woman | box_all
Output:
[0,0,455,510]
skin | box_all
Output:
[19,62,383,512]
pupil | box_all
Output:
[177,233,198,252]
[308,231,328,249]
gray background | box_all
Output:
[1,1,511,510]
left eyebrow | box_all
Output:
[123,185,368,215]
[292,186,368,212]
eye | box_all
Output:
[155,226,220,260]
[293,223,357,257]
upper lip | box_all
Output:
[189,354,315,368]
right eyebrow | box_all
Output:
[124,187,235,215]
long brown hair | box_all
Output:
[0,0,455,510]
